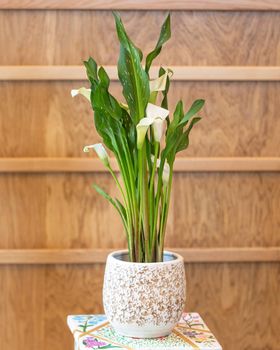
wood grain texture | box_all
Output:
[0,247,279,264]
[0,173,279,249]
[1,0,280,10]
[2,65,280,81]
[1,8,280,350]
[169,172,280,248]
[0,265,45,349]
[186,263,280,350]
[1,157,280,173]
[1,81,280,158]
[0,263,279,350]
[1,11,280,66]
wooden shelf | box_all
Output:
[0,0,279,10]
[0,157,279,173]
[1,66,280,81]
[0,247,279,264]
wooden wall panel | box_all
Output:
[169,81,280,157]
[0,263,279,350]
[0,11,280,66]
[0,265,45,350]
[0,6,279,350]
[1,81,280,157]
[0,173,126,249]
[0,174,47,248]
[44,264,104,350]
[1,172,279,249]
[1,0,280,11]
[186,263,280,350]
[168,172,280,248]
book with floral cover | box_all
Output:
[67,313,222,350]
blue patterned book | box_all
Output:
[67,313,222,349]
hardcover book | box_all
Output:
[67,313,222,349]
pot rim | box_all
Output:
[107,249,184,265]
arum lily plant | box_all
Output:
[72,13,204,262]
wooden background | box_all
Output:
[0,2,280,349]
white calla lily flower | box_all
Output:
[136,103,169,148]
[146,102,169,121]
[149,69,173,92]
[136,117,154,149]
[151,155,170,185]
[71,87,91,101]
[152,118,164,143]
[162,162,170,185]
[83,143,109,167]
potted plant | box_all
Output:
[72,12,204,338]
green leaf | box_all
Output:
[83,57,98,83]
[91,67,123,123]
[93,184,123,215]
[113,12,150,124]
[98,66,110,88]
[93,185,128,237]
[176,117,202,153]
[145,14,171,73]
[115,198,127,221]
[159,67,171,110]
[167,100,183,137]
[178,99,205,127]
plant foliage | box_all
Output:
[72,13,205,262]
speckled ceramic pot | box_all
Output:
[103,250,186,338]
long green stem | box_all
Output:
[148,142,159,260]
[120,137,140,260]
[113,144,136,261]
[158,168,173,261]
[150,156,165,260]
[138,141,150,261]
[108,166,128,209]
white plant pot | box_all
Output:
[103,250,186,338]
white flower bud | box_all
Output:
[83,143,109,167]
[136,117,153,149]
[162,162,170,185]
[71,87,91,101]
[136,103,169,148]
[152,118,164,143]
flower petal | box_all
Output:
[151,155,161,168]
[146,103,169,121]
[152,118,164,143]
[71,87,91,101]
[150,74,167,92]
[83,143,109,167]
[136,119,153,149]
[149,69,173,92]
[162,161,170,185]
[151,155,170,185]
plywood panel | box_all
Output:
[1,248,280,264]
[2,157,280,173]
[0,265,45,350]
[186,263,280,350]
[0,173,126,249]
[1,0,280,11]
[0,172,279,249]
[45,173,125,249]
[44,264,104,350]
[168,172,280,248]
[0,263,279,350]
[1,81,280,157]
[2,65,280,81]
[171,81,280,157]
[0,81,97,157]
[0,11,280,65]
[0,174,47,248]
